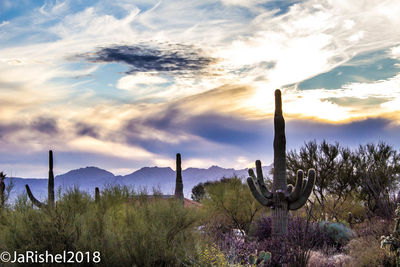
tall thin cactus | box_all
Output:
[95,187,100,203]
[0,171,6,207]
[174,153,184,202]
[247,89,316,236]
[26,150,55,208]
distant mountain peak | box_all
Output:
[136,166,174,173]
[56,166,115,179]
[208,165,222,170]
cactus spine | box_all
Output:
[174,153,184,202]
[247,89,316,236]
[26,150,55,208]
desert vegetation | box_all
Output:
[0,145,399,267]
[0,137,399,266]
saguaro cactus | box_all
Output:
[0,172,6,207]
[95,187,100,203]
[26,150,55,208]
[174,153,184,202]
[247,89,316,236]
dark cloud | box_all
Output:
[75,123,99,138]
[286,117,400,149]
[123,107,272,158]
[142,108,181,132]
[82,44,215,74]
[123,100,400,161]
[31,117,58,135]
[184,114,269,146]
[0,123,22,139]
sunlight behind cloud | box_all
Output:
[1,0,400,176]
[117,73,169,91]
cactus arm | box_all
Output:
[249,160,273,199]
[288,169,316,210]
[25,150,55,209]
[287,184,293,194]
[25,184,45,208]
[288,170,304,202]
[247,177,274,207]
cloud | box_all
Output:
[74,122,99,138]
[297,50,400,90]
[0,123,22,139]
[0,21,9,27]
[286,117,400,149]
[82,44,215,74]
[322,97,391,109]
[31,117,59,135]
[2,0,400,177]
[116,72,169,92]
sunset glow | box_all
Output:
[1,0,400,177]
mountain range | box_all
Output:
[6,164,273,202]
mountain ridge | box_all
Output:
[6,164,273,201]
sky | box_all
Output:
[1,0,400,178]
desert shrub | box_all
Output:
[201,177,266,235]
[345,235,396,267]
[218,232,259,265]
[216,215,331,267]
[0,186,204,266]
[253,216,272,241]
[77,190,202,266]
[319,221,353,250]
[0,188,91,256]
[286,216,331,265]
[194,242,229,266]
[354,217,393,238]
[308,250,351,267]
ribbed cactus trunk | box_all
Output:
[95,187,100,203]
[48,150,55,209]
[0,172,5,207]
[174,153,184,202]
[273,89,288,236]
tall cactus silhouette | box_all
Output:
[247,89,316,236]
[174,153,184,202]
[0,171,6,207]
[95,187,100,203]
[26,150,55,208]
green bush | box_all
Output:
[319,221,353,248]
[0,186,203,266]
